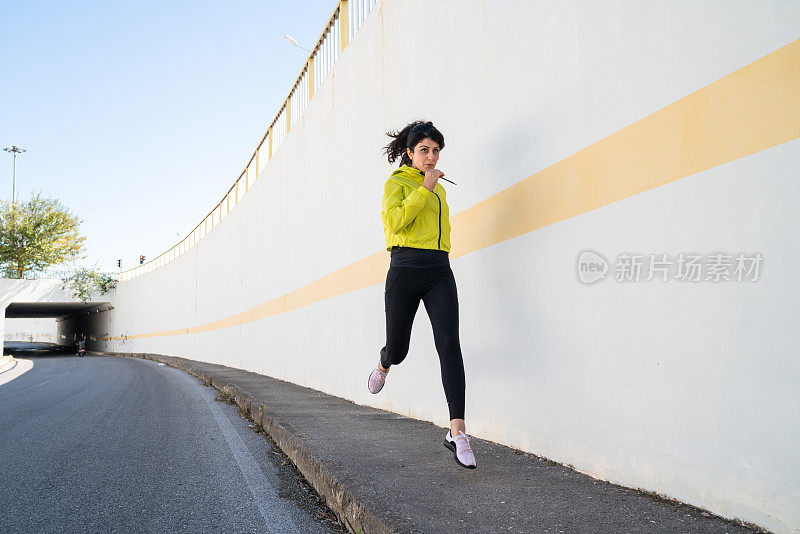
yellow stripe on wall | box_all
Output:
[451,38,800,258]
[107,38,800,341]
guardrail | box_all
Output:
[14,269,117,282]
[119,0,379,283]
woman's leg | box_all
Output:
[382,267,423,369]
[420,267,466,433]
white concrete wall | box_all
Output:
[4,317,59,344]
[88,2,799,532]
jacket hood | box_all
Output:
[390,164,425,182]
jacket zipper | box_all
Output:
[403,169,442,249]
[433,191,441,250]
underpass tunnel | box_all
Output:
[4,302,113,356]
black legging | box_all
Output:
[381,265,466,420]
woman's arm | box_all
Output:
[382,181,431,232]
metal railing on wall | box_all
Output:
[15,268,118,282]
[119,0,379,283]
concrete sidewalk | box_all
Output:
[97,352,762,534]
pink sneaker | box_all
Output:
[368,365,388,394]
[444,430,477,469]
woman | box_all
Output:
[367,120,476,469]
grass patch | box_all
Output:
[214,391,235,405]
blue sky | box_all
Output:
[0,0,337,273]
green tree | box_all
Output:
[63,267,116,303]
[0,192,86,278]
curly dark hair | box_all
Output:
[382,120,445,167]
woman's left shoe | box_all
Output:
[444,430,477,469]
[367,365,388,394]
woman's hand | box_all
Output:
[423,169,445,192]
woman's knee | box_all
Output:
[382,344,409,366]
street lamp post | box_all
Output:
[284,35,311,52]
[3,145,26,203]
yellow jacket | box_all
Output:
[381,165,451,252]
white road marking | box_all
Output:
[198,386,301,533]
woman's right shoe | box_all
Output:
[368,365,388,394]
[444,430,477,469]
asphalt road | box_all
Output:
[0,344,347,534]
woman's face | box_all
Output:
[406,137,440,173]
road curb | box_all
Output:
[90,350,390,534]
[0,355,15,372]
